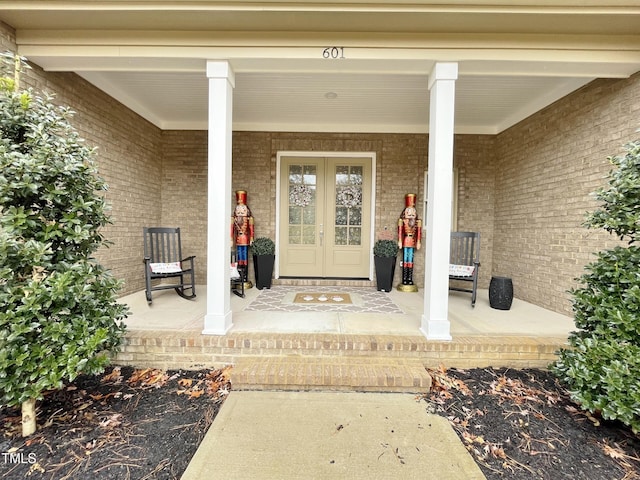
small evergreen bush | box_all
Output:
[251,237,275,255]
[551,139,640,433]
[0,53,128,435]
[373,239,399,257]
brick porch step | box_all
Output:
[231,356,432,393]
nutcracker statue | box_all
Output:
[397,193,421,292]
[231,190,254,287]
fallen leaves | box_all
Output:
[602,440,640,479]
[127,368,169,389]
[175,366,232,400]
[427,364,472,402]
[1,365,233,480]
[98,413,122,430]
[101,366,123,384]
[423,367,640,479]
[488,374,561,406]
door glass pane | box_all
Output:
[302,225,316,244]
[350,166,363,186]
[334,165,363,246]
[335,206,348,225]
[289,165,302,184]
[349,227,361,245]
[350,207,362,226]
[303,165,317,185]
[335,227,347,245]
[289,225,301,244]
[302,207,316,225]
[288,164,317,245]
[335,166,349,185]
[289,206,302,224]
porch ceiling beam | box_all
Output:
[16,31,640,56]
[18,45,640,79]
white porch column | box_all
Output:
[421,62,458,341]
[203,61,235,335]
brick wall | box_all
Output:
[160,131,208,284]
[5,18,639,314]
[227,131,495,288]
[158,131,496,290]
[241,133,418,285]
[1,21,164,296]
[454,134,496,289]
[495,73,640,314]
[149,131,431,286]
[120,74,640,314]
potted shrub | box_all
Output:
[252,237,276,290]
[373,239,399,292]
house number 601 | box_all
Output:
[322,47,345,59]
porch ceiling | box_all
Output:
[2,2,640,134]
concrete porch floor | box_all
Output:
[114,285,575,392]
[120,284,575,338]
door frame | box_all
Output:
[275,150,377,280]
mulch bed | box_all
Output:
[0,365,639,479]
[0,366,230,480]
[425,367,640,479]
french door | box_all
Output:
[278,155,372,278]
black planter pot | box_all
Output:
[374,256,397,292]
[253,254,275,290]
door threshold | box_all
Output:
[273,278,375,287]
[279,276,369,280]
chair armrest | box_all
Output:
[181,256,196,268]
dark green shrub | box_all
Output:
[551,139,640,433]
[0,53,128,435]
[251,237,275,256]
[373,239,399,258]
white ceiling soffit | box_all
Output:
[21,43,640,134]
[76,68,592,134]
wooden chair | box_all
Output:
[143,227,196,303]
[449,231,481,307]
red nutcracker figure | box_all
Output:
[397,193,422,291]
[231,190,254,285]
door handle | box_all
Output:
[319,224,324,246]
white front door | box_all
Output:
[278,155,372,278]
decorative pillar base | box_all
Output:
[420,316,452,341]
[202,311,233,336]
[397,283,418,292]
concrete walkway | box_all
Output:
[181,391,485,480]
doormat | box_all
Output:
[245,286,403,314]
[293,293,352,304]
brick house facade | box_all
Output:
[1,19,638,317]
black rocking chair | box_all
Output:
[449,231,481,307]
[143,227,196,303]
